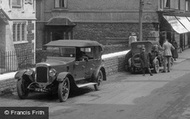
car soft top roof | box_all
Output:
[45,40,103,48]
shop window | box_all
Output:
[13,22,27,43]
[54,0,67,8]
[12,0,22,8]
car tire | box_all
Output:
[154,59,160,73]
[94,70,103,91]
[58,77,70,102]
[17,79,29,99]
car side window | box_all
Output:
[94,46,102,59]
[83,48,93,60]
[76,47,93,61]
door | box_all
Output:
[74,60,86,80]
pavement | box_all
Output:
[173,48,190,63]
[0,48,189,81]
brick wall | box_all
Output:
[0,52,127,95]
[36,22,45,49]
[73,22,138,45]
[73,22,157,53]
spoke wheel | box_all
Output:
[17,79,29,99]
[94,70,103,91]
[58,77,70,102]
[154,59,160,73]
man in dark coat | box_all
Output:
[171,40,178,61]
[139,45,153,76]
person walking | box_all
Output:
[128,32,137,47]
[171,40,178,61]
[163,39,175,73]
[139,45,153,76]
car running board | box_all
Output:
[77,82,97,88]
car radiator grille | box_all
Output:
[36,67,48,83]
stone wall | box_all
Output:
[104,55,125,76]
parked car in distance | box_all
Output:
[15,40,106,102]
[126,41,165,74]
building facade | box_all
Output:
[0,0,36,72]
[36,0,190,54]
[158,0,190,51]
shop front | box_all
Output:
[159,13,190,51]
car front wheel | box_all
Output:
[94,70,103,91]
[58,77,70,102]
[17,79,29,99]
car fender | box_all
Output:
[93,66,106,81]
[15,69,35,82]
[57,72,72,82]
[15,70,27,80]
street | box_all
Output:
[0,58,190,119]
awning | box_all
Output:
[163,15,190,34]
[46,17,75,26]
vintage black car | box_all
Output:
[126,41,165,74]
[15,40,106,102]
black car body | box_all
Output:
[15,40,106,102]
[126,41,165,73]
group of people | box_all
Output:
[139,39,178,76]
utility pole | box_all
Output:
[139,0,144,41]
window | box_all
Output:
[12,0,22,7]
[13,22,27,42]
[178,0,180,10]
[164,0,170,8]
[80,48,93,59]
[186,0,190,11]
[160,0,163,9]
[55,0,67,8]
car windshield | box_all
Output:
[46,47,76,58]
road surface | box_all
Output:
[0,58,190,119]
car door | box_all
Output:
[85,47,99,79]
[85,59,95,79]
[74,60,86,80]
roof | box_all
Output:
[45,40,103,47]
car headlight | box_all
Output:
[49,68,57,77]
